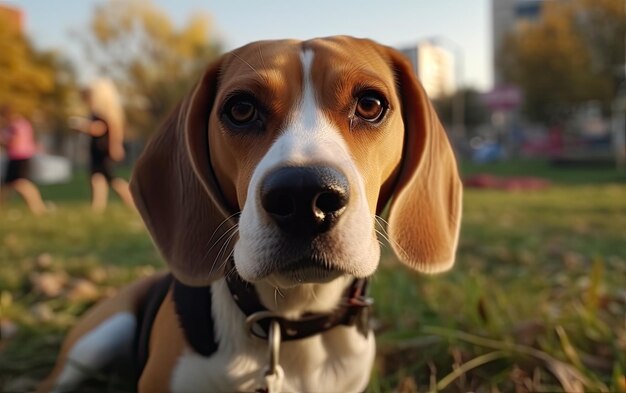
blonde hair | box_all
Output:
[85,78,125,142]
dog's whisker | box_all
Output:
[257,46,267,75]
[213,251,234,278]
[373,215,411,257]
[232,52,266,83]
[205,212,241,248]
[211,230,239,275]
[374,215,391,232]
[217,229,239,261]
[202,225,239,271]
[374,228,390,241]
[276,287,285,299]
[205,221,240,255]
[374,215,389,225]
[374,229,392,248]
[207,219,239,251]
[207,225,240,276]
[273,287,282,308]
[374,215,395,243]
[223,265,238,281]
[218,248,236,273]
[379,231,410,261]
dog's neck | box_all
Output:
[208,277,375,393]
[247,276,355,319]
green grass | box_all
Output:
[462,159,626,184]
[372,184,625,392]
[1,162,625,392]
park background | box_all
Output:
[1,0,625,391]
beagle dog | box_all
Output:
[40,36,462,393]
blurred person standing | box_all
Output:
[0,105,48,215]
[70,79,134,212]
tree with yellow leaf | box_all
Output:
[0,10,77,151]
[498,0,625,122]
[81,1,221,137]
[0,11,55,117]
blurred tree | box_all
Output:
[81,1,221,137]
[0,11,77,150]
[498,0,625,122]
[433,88,489,131]
[35,52,79,150]
[577,0,626,83]
[0,12,54,117]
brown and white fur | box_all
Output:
[40,36,462,393]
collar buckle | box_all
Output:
[245,311,282,339]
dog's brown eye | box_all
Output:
[222,93,267,133]
[355,92,387,123]
[227,100,257,125]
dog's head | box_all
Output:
[131,36,462,288]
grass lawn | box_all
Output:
[1,161,625,392]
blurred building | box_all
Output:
[401,41,456,99]
[0,4,24,33]
[492,0,548,85]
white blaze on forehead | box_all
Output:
[271,49,353,167]
[297,49,321,131]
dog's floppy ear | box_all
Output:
[131,57,235,286]
[385,48,463,274]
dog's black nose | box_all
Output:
[261,166,349,236]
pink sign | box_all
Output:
[482,85,523,111]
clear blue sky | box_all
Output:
[8,0,493,90]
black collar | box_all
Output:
[225,269,373,340]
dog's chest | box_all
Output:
[170,335,375,393]
[170,346,264,392]
[169,280,375,393]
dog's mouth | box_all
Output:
[271,257,345,286]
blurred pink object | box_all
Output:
[464,174,551,190]
[2,116,37,159]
